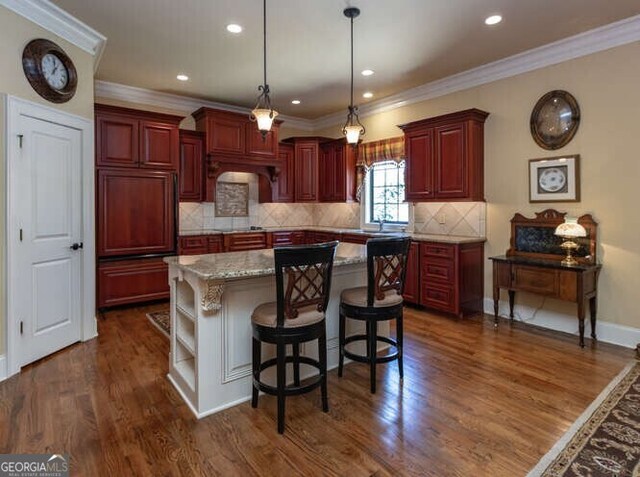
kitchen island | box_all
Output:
[164,242,386,418]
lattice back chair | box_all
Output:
[338,237,411,393]
[366,237,411,307]
[251,241,338,434]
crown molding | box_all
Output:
[0,0,107,71]
[94,80,316,131]
[313,14,640,130]
[94,13,640,133]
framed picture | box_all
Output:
[529,155,580,203]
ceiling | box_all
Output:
[53,0,640,119]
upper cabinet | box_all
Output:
[179,130,205,202]
[140,120,179,170]
[95,104,182,171]
[246,123,278,158]
[96,113,139,168]
[294,139,320,202]
[274,142,295,202]
[267,136,356,204]
[399,109,489,202]
[192,107,280,160]
[319,140,357,202]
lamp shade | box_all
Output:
[252,108,278,132]
[554,218,587,238]
[344,125,362,144]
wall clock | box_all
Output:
[22,39,78,103]
[530,90,580,150]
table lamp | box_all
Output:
[554,218,587,266]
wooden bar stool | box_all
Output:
[338,237,411,393]
[251,241,338,434]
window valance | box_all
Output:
[355,136,405,201]
[357,136,405,168]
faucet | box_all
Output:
[377,218,384,232]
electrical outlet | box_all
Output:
[437,213,446,225]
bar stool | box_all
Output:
[338,237,411,393]
[251,241,338,434]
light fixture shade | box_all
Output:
[344,125,363,144]
[555,218,587,238]
[252,108,278,132]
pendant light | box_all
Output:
[251,0,278,138]
[342,7,365,145]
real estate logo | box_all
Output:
[0,454,69,477]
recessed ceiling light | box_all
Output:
[484,15,502,26]
[176,74,189,81]
[291,99,301,105]
[363,92,374,99]
[226,24,243,33]
[361,69,374,76]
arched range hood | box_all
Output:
[192,107,283,201]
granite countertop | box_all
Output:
[165,242,367,281]
[179,227,485,244]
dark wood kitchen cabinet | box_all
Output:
[273,142,295,202]
[97,168,176,257]
[320,140,357,202]
[178,235,208,255]
[341,233,371,244]
[419,241,484,317]
[95,104,181,171]
[246,123,278,158]
[97,257,169,308]
[403,241,420,304]
[193,107,280,159]
[140,120,179,170]
[223,233,268,252]
[269,231,306,247]
[96,113,139,168]
[400,109,488,202]
[179,130,205,202]
[294,140,320,202]
[178,234,223,255]
[197,110,245,156]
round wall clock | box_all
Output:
[530,90,580,150]
[22,39,78,103]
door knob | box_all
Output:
[70,242,84,251]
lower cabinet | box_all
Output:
[309,231,341,244]
[418,241,484,316]
[224,232,267,252]
[269,231,306,247]
[178,234,223,255]
[98,257,170,308]
[340,233,371,244]
[403,242,420,304]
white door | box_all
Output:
[11,114,83,367]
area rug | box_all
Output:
[528,360,640,477]
[146,310,170,338]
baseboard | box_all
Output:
[483,298,640,349]
[0,355,7,382]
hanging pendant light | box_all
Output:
[251,0,278,139]
[342,7,365,145]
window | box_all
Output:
[368,161,408,224]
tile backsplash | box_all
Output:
[179,172,485,236]
[412,202,486,237]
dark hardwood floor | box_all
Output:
[0,304,632,476]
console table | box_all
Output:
[490,209,601,347]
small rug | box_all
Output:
[528,360,640,477]
[146,310,170,338]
